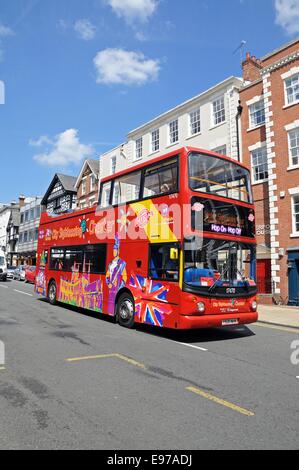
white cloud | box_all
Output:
[93,48,160,85]
[29,135,53,147]
[74,19,96,40]
[0,24,14,37]
[0,24,14,62]
[33,129,94,167]
[275,0,299,34]
[105,0,158,23]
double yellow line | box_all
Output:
[66,353,255,417]
[66,353,146,370]
[186,386,255,417]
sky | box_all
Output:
[0,0,299,203]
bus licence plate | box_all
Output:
[222,319,239,326]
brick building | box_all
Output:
[75,159,99,209]
[240,38,299,305]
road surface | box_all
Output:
[0,280,298,450]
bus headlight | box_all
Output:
[251,300,257,312]
[197,302,205,314]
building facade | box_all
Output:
[240,37,299,305]
[41,174,77,215]
[100,76,243,180]
[18,197,42,266]
[0,201,21,253]
[75,159,99,209]
[6,209,20,266]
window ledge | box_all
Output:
[186,132,202,140]
[287,165,299,172]
[283,101,299,110]
[252,179,269,186]
[209,121,226,131]
[247,123,266,133]
[148,150,160,157]
[290,233,299,239]
[165,142,179,150]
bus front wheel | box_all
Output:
[48,281,57,305]
[117,293,135,329]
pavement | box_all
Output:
[0,280,298,450]
[258,304,299,329]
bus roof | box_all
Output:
[100,146,250,183]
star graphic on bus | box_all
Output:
[79,215,89,239]
[117,209,132,233]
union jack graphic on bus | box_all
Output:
[129,273,172,327]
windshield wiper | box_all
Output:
[208,263,230,293]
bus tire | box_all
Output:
[117,293,135,329]
[48,281,57,306]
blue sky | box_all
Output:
[0,0,298,202]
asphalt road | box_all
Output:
[0,279,298,450]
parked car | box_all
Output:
[25,266,36,284]
[0,249,7,281]
[14,265,27,281]
[6,266,16,280]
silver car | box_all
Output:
[14,266,27,281]
[6,266,16,280]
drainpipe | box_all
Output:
[236,100,243,162]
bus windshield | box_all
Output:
[189,152,252,203]
[184,238,257,297]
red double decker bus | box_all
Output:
[35,147,258,330]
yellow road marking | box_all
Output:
[114,354,147,370]
[66,353,146,370]
[255,322,299,334]
[186,386,255,417]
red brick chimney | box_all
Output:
[242,52,263,82]
[19,195,26,208]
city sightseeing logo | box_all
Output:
[0,80,5,105]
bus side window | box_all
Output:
[84,244,107,274]
[149,244,179,281]
[143,158,178,199]
[50,249,65,271]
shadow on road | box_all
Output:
[37,298,255,344]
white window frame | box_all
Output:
[189,108,201,136]
[212,145,227,156]
[90,175,96,192]
[212,96,226,127]
[288,127,299,169]
[89,197,96,207]
[169,119,179,145]
[249,99,265,129]
[284,73,299,107]
[135,138,143,160]
[151,129,160,153]
[292,195,299,236]
[81,178,87,196]
[250,144,268,184]
[111,156,117,174]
